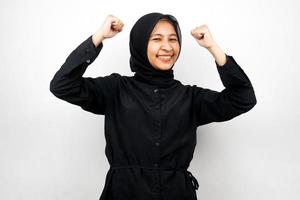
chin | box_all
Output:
[154,63,174,71]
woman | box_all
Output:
[50,12,256,200]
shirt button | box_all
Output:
[86,59,91,63]
[155,142,160,146]
[154,163,158,167]
[154,89,159,93]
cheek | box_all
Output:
[149,43,159,53]
[147,44,159,60]
[173,45,180,59]
[173,44,180,54]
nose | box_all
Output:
[161,40,172,51]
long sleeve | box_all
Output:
[193,54,257,126]
[49,35,120,115]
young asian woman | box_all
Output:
[50,12,257,200]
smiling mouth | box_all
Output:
[157,55,173,62]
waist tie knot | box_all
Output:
[186,170,199,190]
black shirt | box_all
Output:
[50,35,257,200]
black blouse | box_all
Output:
[50,35,257,200]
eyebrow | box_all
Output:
[150,33,178,37]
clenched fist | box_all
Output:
[191,24,216,49]
[92,14,124,47]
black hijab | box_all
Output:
[129,12,182,88]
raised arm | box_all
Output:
[49,15,124,115]
[190,24,257,126]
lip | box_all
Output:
[157,55,173,62]
[157,54,174,56]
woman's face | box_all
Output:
[147,19,180,71]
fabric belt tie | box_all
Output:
[185,170,199,190]
[110,165,199,190]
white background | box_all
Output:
[1,0,299,199]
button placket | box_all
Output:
[153,87,162,169]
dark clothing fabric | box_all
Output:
[49,35,257,200]
[129,12,182,88]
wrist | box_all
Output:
[206,42,218,52]
[92,32,105,47]
[206,43,227,66]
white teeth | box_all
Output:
[158,56,172,60]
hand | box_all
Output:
[92,14,124,46]
[191,24,227,66]
[191,24,216,49]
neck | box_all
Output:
[133,71,176,88]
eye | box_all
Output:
[170,38,178,41]
[152,38,161,41]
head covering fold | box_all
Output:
[129,12,182,88]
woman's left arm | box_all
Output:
[191,24,257,126]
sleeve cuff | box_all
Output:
[74,35,103,65]
[216,54,242,75]
[215,54,229,68]
[89,35,103,53]
[86,35,103,55]
[215,54,253,87]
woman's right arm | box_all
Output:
[49,15,124,115]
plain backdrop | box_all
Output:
[1,0,299,199]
